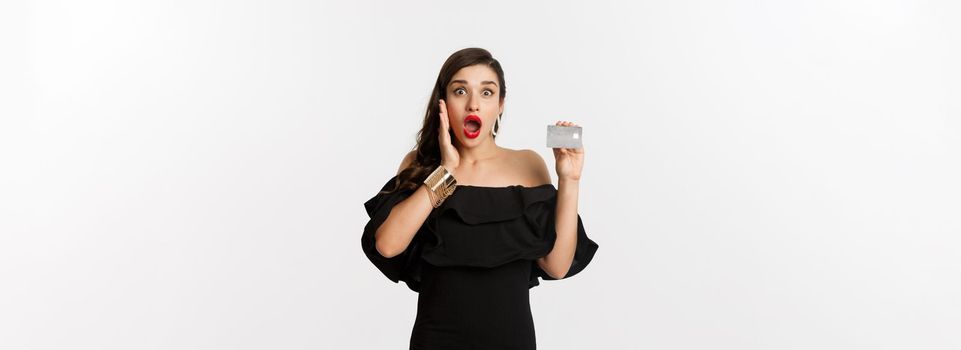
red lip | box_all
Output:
[463,115,482,139]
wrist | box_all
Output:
[424,165,458,208]
[559,177,580,188]
[559,176,580,184]
[441,164,458,175]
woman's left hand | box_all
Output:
[552,120,585,181]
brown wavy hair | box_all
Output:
[381,48,507,195]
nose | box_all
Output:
[467,95,480,112]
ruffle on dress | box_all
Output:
[362,175,598,292]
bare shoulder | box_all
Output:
[504,148,551,186]
[396,150,417,175]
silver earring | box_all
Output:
[491,115,502,137]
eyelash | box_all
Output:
[453,87,494,96]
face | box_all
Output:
[444,64,504,147]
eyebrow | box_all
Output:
[449,79,498,87]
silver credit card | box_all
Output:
[546,125,583,148]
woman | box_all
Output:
[361,47,599,350]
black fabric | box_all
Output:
[361,175,599,349]
[361,176,432,292]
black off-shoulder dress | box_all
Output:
[361,175,599,350]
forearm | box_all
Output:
[539,178,579,278]
[374,184,434,258]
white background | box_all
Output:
[2,1,960,349]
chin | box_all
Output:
[457,136,484,147]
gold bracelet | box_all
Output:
[423,165,457,208]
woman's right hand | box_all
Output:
[437,99,460,173]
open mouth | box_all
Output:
[463,115,482,139]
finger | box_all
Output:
[438,100,448,129]
[438,119,448,140]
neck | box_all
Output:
[456,139,500,165]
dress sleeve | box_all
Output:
[524,190,599,287]
[360,175,424,292]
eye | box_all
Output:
[452,87,494,96]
